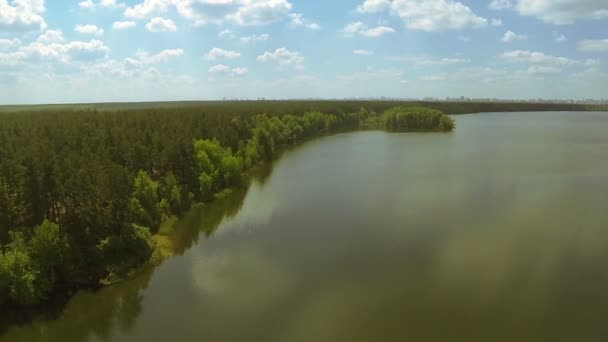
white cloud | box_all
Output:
[112,21,136,30]
[204,47,241,60]
[500,50,571,66]
[257,47,303,69]
[125,0,299,26]
[0,38,21,50]
[208,64,248,77]
[145,17,177,32]
[79,0,125,9]
[75,24,104,36]
[17,39,110,64]
[342,22,395,37]
[82,48,185,81]
[387,55,471,66]
[353,49,374,55]
[218,29,236,39]
[240,33,270,43]
[516,0,608,25]
[99,0,125,8]
[79,0,95,9]
[228,0,293,25]
[231,67,248,76]
[502,30,528,42]
[37,29,64,44]
[358,0,488,31]
[289,13,320,30]
[489,0,512,10]
[357,0,390,13]
[361,26,395,37]
[208,64,231,74]
[136,48,184,64]
[124,0,172,19]
[392,0,488,31]
[578,39,608,53]
[491,18,503,26]
[0,0,47,31]
[555,33,568,43]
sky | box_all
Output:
[0,0,607,104]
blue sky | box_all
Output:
[0,0,607,104]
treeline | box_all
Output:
[2,100,607,115]
[0,107,364,307]
[383,107,455,132]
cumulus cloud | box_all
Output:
[112,21,136,30]
[227,0,293,25]
[75,24,104,36]
[499,49,599,76]
[145,17,176,32]
[37,29,64,44]
[356,0,488,31]
[578,39,608,53]
[0,0,47,31]
[387,55,471,66]
[500,50,571,66]
[208,64,248,77]
[502,30,528,42]
[357,0,390,13]
[204,48,241,61]
[218,29,236,39]
[489,0,512,10]
[136,48,184,64]
[241,33,270,43]
[124,0,172,19]
[16,39,110,64]
[0,38,21,50]
[83,48,184,80]
[289,13,320,29]
[124,0,295,26]
[516,0,608,25]
[79,0,125,9]
[257,47,303,69]
[342,22,395,37]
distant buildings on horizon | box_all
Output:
[219,96,608,105]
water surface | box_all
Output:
[3,112,608,342]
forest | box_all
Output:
[0,100,603,308]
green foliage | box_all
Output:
[383,106,455,132]
[2,233,43,306]
[131,170,161,230]
[29,220,68,270]
[97,224,153,278]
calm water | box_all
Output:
[3,112,608,342]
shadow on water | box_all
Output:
[0,162,274,341]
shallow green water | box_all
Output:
[3,112,608,342]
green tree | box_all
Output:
[3,233,42,305]
[131,170,161,230]
[29,220,68,291]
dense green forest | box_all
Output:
[383,107,455,132]
[0,100,604,308]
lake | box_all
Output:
[3,111,608,342]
